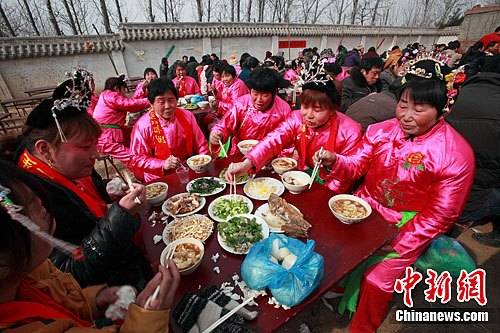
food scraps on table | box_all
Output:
[218,216,263,253]
[262,194,311,237]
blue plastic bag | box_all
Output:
[415,235,476,278]
[241,234,324,307]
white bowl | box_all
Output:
[281,171,310,194]
[186,154,212,173]
[161,237,204,275]
[237,140,259,155]
[197,101,209,109]
[145,182,169,205]
[272,157,298,174]
[328,194,372,224]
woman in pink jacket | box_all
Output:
[133,68,158,99]
[172,63,201,97]
[216,64,250,117]
[329,60,475,332]
[225,80,362,193]
[93,75,150,169]
[210,67,292,156]
[130,79,209,182]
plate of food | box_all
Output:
[162,192,206,217]
[186,177,226,196]
[163,214,214,243]
[219,168,253,185]
[217,214,269,254]
[184,103,199,110]
[243,177,285,201]
[255,194,311,236]
[208,194,254,222]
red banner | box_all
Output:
[278,40,307,49]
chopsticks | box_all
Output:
[144,244,177,309]
[309,146,324,189]
[201,296,255,333]
[218,140,228,158]
[228,177,237,200]
[123,172,142,205]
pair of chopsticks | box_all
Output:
[123,172,142,205]
[201,296,255,333]
[228,177,237,200]
[309,146,324,189]
[218,140,228,158]
[144,244,177,309]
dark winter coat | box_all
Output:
[34,170,151,290]
[346,90,397,131]
[446,72,500,217]
[341,67,382,113]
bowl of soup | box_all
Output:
[160,237,204,275]
[281,170,310,194]
[272,157,298,174]
[145,182,169,205]
[237,140,259,155]
[328,194,372,224]
[187,154,212,173]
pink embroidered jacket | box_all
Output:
[172,76,201,97]
[211,94,292,155]
[246,110,362,193]
[93,90,150,145]
[331,118,475,258]
[283,69,299,83]
[133,80,147,99]
[130,108,209,182]
[217,78,249,117]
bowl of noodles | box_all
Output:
[161,238,204,275]
[187,154,212,173]
[328,194,372,224]
[145,182,169,205]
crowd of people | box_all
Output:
[0,25,499,333]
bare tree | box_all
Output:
[237,0,240,21]
[99,0,112,33]
[69,0,83,34]
[114,0,123,23]
[195,0,203,21]
[231,0,234,21]
[62,0,78,34]
[351,0,359,24]
[46,0,62,35]
[21,0,40,35]
[148,0,155,22]
[257,0,265,22]
[246,0,252,21]
[370,0,381,25]
[0,2,16,36]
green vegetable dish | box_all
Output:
[219,168,250,184]
[213,198,250,220]
[189,177,224,195]
[218,216,263,253]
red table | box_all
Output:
[142,157,396,332]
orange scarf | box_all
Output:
[149,109,194,159]
[18,150,106,218]
[298,116,338,169]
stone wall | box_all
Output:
[460,5,500,49]
[0,23,459,100]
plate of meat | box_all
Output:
[162,192,206,218]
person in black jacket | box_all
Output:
[447,55,500,247]
[14,83,153,289]
[340,56,383,113]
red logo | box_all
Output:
[394,267,423,307]
[424,269,452,304]
[457,269,487,306]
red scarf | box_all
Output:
[0,281,91,327]
[298,116,339,169]
[149,108,194,159]
[18,150,106,218]
[178,77,186,97]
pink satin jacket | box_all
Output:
[133,80,147,99]
[93,90,150,144]
[331,118,475,259]
[130,108,209,182]
[172,76,201,97]
[217,78,249,117]
[211,94,292,155]
[247,110,362,193]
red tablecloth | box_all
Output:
[142,157,397,332]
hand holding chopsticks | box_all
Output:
[144,244,177,309]
[309,147,337,189]
[309,147,324,189]
[123,172,142,205]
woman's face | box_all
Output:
[250,90,274,112]
[301,102,333,128]
[145,71,157,82]
[153,90,178,120]
[47,136,99,179]
[176,67,187,78]
[395,90,441,136]
[213,71,221,81]
[221,72,235,86]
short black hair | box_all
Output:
[324,62,342,76]
[246,67,289,93]
[495,26,500,33]
[239,53,251,67]
[360,57,384,71]
[447,40,460,50]
[104,75,127,91]
[397,78,448,115]
[175,62,187,70]
[482,54,500,74]
[391,45,400,51]
[148,78,178,103]
[243,56,260,69]
[143,67,158,78]
[221,64,237,77]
